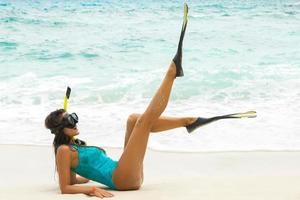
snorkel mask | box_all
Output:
[61,113,78,128]
[50,112,78,134]
[50,87,86,146]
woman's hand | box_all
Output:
[90,187,114,198]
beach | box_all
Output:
[1,0,300,152]
[1,1,300,199]
[1,144,300,200]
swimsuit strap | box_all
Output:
[70,144,79,150]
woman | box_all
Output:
[45,4,198,198]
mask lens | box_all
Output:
[70,113,78,123]
[63,113,78,128]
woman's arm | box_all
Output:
[56,145,91,194]
[70,172,89,184]
[56,145,113,198]
[76,175,90,184]
[56,145,114,197]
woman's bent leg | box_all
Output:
[124,114,197,148]
[122,114,196,186]
[112,62,177,190]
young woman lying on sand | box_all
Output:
[44,4,195,198]
[45,3,258,198]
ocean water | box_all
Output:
[0,0,299,152]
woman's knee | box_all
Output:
[127,113,140,126]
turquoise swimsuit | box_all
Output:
[70,144,118,189]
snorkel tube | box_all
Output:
[63,87,71,112]
[63,87,75,142]
[63,87,86,145]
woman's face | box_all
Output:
[62,112,79,137]
[63,126,79,137]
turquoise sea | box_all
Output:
[0,0,300,152]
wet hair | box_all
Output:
[45,109,72,154]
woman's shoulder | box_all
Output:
[57,144,75,155]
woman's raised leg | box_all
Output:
[112,61,179,190]
[113,4,189,190]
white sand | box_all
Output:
[1,144,300,200]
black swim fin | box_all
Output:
[173,3,188,77]
[186,111,257,133]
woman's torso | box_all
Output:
[67,144,118,189]
[70,146,79,168]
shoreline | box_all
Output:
[1,143,300,154]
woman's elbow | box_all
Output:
[60,187,69,194]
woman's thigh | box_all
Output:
[113,114,153,190]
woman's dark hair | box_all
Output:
[45,109,72,154]
[45,109,104,155]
